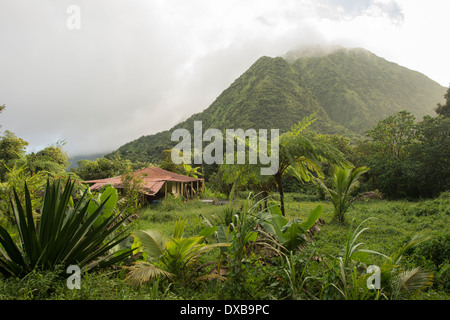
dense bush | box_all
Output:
[401,196,450,217]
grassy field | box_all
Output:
[0,193,448,300]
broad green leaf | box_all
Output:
[300,205,323,231]
[259,211,288,242]
[87,200,104,228]
[281,220,306,252]
[245,231,258,243]
[198,226,218,239]
[134,230,166,259]
[99,186,118,219]
[267,201,282,215]
[216,225,230,244]
[173,219,186,239]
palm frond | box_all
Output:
[133,230,167,260]
[125,262,174,286]
[194,273,227,283]
[391,267,434,299]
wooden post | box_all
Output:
[196,180,199,198]
[165,182,167,198]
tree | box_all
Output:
[0,130,29,181]
[274,115,347,215]
[435,86,450,118]
[364,110,417,198]
[120,170,146,211]
[357,109,449,198]
[220,157,274,207]
[0,164,47,223]
[0,104,4,129]
[9,141,70,178]
[366,110,416,161]
[181,163,203,178]
[406,115,450,197]
[219,114,347,215]
[14,152,63,177]
[36,141,70,171]
[72,153,134,180]
[160,149,183,173]
[318,165,369,224]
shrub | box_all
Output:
[408,233,450,269]
[0,179,134,278]
[402,198,450,217]
[125,219,228,287]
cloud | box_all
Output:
[0,0,447,158]
[317,0,404,22]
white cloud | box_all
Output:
[0,0,447,157]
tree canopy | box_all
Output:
[435,85,450,118]
[353,110,449,198]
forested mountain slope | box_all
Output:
[113,47,446,163]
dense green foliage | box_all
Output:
[219,115,347,215]
[436,86,450,118]
[0,130,30,181]
[352,110,449,198]
[290,47,445,133]
[72,152,149,181]
[1,195,447,300]
[125,219,228,286]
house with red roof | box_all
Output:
[85,166,204,202]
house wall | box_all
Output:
[167,181,182,197]
[161,180,203,199]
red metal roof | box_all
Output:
[85,167,203,196]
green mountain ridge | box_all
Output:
[113,47,446,164]
[289,47,445,133]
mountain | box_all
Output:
[287,46,445,133]
[113,46,446,164]
[68,152,105,169]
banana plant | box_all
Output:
[86,185,119,228]
[258,200,323,252]
[0,179,134,278]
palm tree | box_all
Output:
[182,163,203,178]
[221,114,347,216]
[125,220,228,286]
[318,165,369,223]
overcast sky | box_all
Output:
[0,0,448,157]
